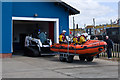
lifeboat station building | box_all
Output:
[0,1,79,58]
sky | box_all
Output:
[62,0,119,29]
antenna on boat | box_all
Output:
[93,18,96,38]
[73,17,75,37]
[73,17,77,54]
[93,18,95,35]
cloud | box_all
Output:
[62,0,118,28]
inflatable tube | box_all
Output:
[50,40,107,57]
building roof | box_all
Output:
[56,1,80,15]
[86,24,119,29]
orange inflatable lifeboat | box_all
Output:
[50,40,107,57]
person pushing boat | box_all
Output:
[59,30,67,44]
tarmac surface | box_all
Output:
[2,55,118,78]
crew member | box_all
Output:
[59,30,67,44]
[78,33,88,44]
[104,36,113,59]
[73,36,78,44]
[73,33,80,44]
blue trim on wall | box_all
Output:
[12,2,69,35]
[2,2,69,53]
[0,1,2,53]
[2,2,12,53]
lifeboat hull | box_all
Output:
[50,40,107,57]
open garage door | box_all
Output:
[12,17,59,54]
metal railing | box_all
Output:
[99,43,120,58]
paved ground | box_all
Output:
[2,55,118,78]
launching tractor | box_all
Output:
[24,32,53,57]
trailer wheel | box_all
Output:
[66,55,74,63]
[79,56,86,61]
[59,57,66,62]
[86,57,94,62]
[59,54,66,62]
